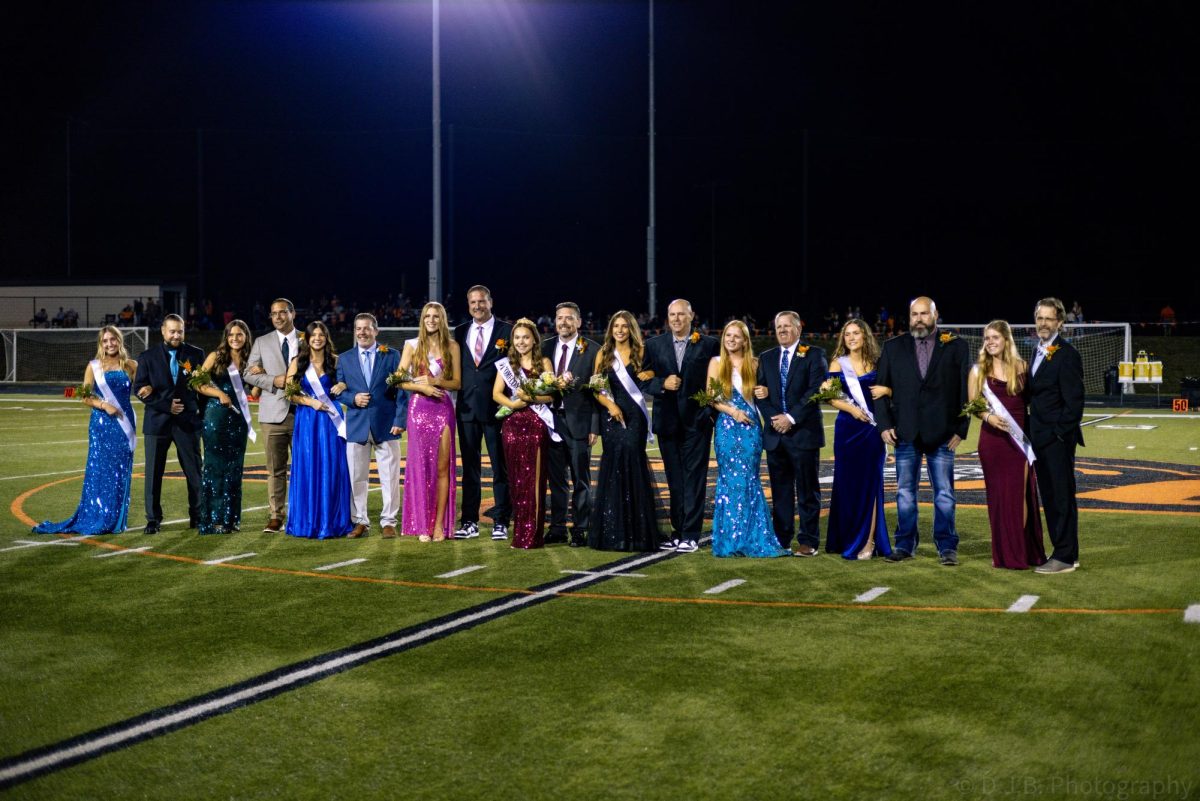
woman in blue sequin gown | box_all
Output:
[708,320,787,558]
[589,311,662,552]
[34,326,137,535]
[193,319,254,534]
[824,319,892,560]
[285,322,353,539]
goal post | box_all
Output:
[940,322,1131,396]
[0,328,151,383]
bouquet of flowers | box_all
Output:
[69,384,94,400]
[690,377,728,408]
[521,371,571,398]
[186,367,213,392]
[808,376,846,405]
[385,368,413,389]
[959,396,990,418]
[283,379,303,400]
[495,406,515,420]
[582,374,610,393]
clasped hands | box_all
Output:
[748,384,791,433]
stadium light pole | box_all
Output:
[428,0,443,305]
[646,0,656,318]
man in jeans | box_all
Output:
[875,296,971,566]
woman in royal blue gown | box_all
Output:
[707,320,787,558]
[34,325,137,535]
[285,321,353,539]
[823,318,892,560]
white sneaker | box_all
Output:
[675,540,698,554]
[659,539,680,552]
[454,522,479,539]
[491,523,508,541]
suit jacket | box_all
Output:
[875,329,971,450]
[1027,336,1085,449]
[541,335,600,440]
[133,342,206,435]
[643,332,720,436]
[755,342,828,451]
[454,318,514,423]
[245,330,294,424]
[335,345,409,444]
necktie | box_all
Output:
[169,348,179,382]
[281,336,290,366]
[475,325,485,366]
[780,348,791,413]
[557,343,570,376]
[674,339,686,371]
[1032,345,1046,376]
[362,348,372,378]
[917,337,932,379]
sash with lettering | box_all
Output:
[610,356,653,443]
[305,363,347,439]
[89,359,137,453]
[407,338,457,409]
[981,380,1036,465]
[837,356,876,426]
[495,359,562,443]
[226,363,258,443]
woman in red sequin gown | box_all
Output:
[492,318,556,549]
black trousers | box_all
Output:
[457,418,511,526]
[546,435,592,534]
[144,427,202,524]
[1033,437,1079,564]
[765,442,821,549]
[657,426,713,540]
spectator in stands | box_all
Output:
[133,297,144,324]
[65,308,79,327]
[53,307,66,327]
[118,306,135,325]
[30,308,49,328]
[1160,303,1176,336]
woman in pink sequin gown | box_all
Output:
[492,318,556,549]
[398,302,461,541]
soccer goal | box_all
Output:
[0,328,151,383]
[940,322,1131,395]
[375,327,422,351]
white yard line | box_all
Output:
[1006,594,1040,613]
[202,553,257,565]
[703,579,746,595]
[314,558,368,572]
[0,535,89,553]
[0,451,266,482]
[95,546,153,559]
[1184,605,1200,624]
[559,569,648,578]
[435,564,487,579]
[0,439,87,447]
[853,586,890,603]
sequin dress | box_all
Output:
[401,358,458,538]
[978,376,1046,569]
[589,363,661,551]
[286,371,353,539]
[35,368,135,535]
[825,368,893,558]
[198,373,249,534]
[711,374,786,557]
[501,367,548,549]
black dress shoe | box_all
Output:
[885,550,913,563]
[188,516,199,529]
[544,529,569,544]
[568,534,587,548]
[144,523,160,535]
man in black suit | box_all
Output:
[453,285,513,541]
[753,311,828,556]
[643,299,719,553]
[541,301,599,547]
[875,296,971,565]
[133,313,205,534]
[1028,297,1085,574]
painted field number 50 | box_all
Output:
[1173,398,1189,413]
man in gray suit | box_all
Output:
[245,298,300,533]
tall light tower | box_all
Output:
[428,0,443,304]
[646,0,657,317]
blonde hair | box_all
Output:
[717,319,757,402]
[93,325,129,362]
[598,310,645,373]
[830,318,880,370]
[508,318,541,372]
[973,319,1026,397]
[415,302,454,380]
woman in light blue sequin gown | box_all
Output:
[708,320,787,558]
[34,326,137,535]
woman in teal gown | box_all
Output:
[194,319,254,534]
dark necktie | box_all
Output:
[917,336,931,379]
[557,343,570,376]
[281,336,290,366]
[780,348,791,413]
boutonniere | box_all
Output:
[576,340,588,356]
[495,338,507,352]
[1043,345,1060,361]
[377,344,390,354]
[689,331,700,344]
[297,332,306,341]
[939,333,956,344]
[181,360,193,375]
[796,345,810,358]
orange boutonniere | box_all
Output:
[689,331,700,344]
[939,333,956,344]
[377,344,390,354]
[577,340,588,355]
[181,360,193,374]
[1043,345,1060,361]
[797,345,810,358]
[495,338,507,352]
[297,332,306,341]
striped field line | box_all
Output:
[704,579,746,595]
[314,558,367,572]
[1007,594,1040,613]
[94,546,154,559]
[853,586,890,603]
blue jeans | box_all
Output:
[893,441,958,555]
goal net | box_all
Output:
[940,322,1131,395]
[1,328,151,383]
[376,327,422,350]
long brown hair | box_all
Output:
[507,318,541,373]
[295,321,338,377]
[212,319,253,377]
[830,318,880,371]
[414,302,454,379]
[973,319,1026,397]
[92,325,129,362]
[717,319,757,402]
[597,310,644,372]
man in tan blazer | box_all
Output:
[245,298,300,532]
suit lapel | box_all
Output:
[924,334,947,382]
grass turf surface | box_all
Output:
[1,396,1197,799]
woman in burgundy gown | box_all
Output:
[970,320,1047,569]
[492,318,557,549]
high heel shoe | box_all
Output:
[857,542,875,560]
[432,533,446,542]
[418,535,432,543]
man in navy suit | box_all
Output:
[874,296,971,565]
[333,313,408,539]
[133,314,205,534]
[754,311,828,556]
[643,299,719,553]
[1028,297,1085,574]
[453,285,513,541]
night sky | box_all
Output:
[3,1,1196,327]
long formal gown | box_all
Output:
[978,376,1046,569]
[501,368,549,549]
[34,369,135,535]
[589,363,661,551]
[401,357,458,538]
[286,371,353,539]
[198,373,249,534]
[825,368,893,559]
[711,374,787,558]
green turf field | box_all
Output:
[1,395,1197,800]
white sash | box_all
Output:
[226,363,258,443]
[305,363,347,440]
[90,360,136,454]
[612,356,653,442]
[495,359,562,443]
[981,380,1036,465]
[837,356,876,426]
[406,337,457,409]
